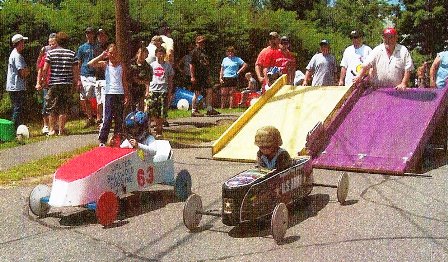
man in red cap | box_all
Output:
[354,27,414,89]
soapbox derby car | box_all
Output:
[29,140,192,226]
[183,157,348,243]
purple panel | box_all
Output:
[313,87,448,174]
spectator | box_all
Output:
[254,126,291,172]
[158,21,174,64]
[274,36,296,85]
[430,51,448,88]
[354,28,414,89]
[240,72,258,107]
[190,35,220,117]
[255,32,281,91]
[88,43,129,147]
[92,28,110,124]
[303,39,337,86]
[6,33,30,129]
[338,30,372,86]
[177,43,194,89]
[146,47,174,139]
[416,61,430,88]
[35,33,57,134]
[42,32,79,136]
[146,35,164,65]
[76,27,99,128]
[129,45,152,111]
[219,46,247,109]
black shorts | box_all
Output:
[222,77,238,87]
[191,78,209,93]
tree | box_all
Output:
[398,0,448,57]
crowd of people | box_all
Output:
[5,26,448,147]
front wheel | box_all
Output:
[337,172,349,204]
[29,184,51,217]
[174,169,192,201]
[96,191,119,226]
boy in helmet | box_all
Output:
[254,126,292,172]
[120,111,157,156]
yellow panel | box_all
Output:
[212,81,351,162]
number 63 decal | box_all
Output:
[137,166,154,187]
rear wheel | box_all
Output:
[271,203,288,244]
[29,184,51,217]
[174,169,192,201]
[96,191,119,226]
[183,194,203,231]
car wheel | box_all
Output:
[271,202,288,244]
[337,172,349,204]
[29,184,51,217]
[96,191,119,226]
[174,169,192,201]
[183,194,203,231]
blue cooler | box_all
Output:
[171,87,204,109]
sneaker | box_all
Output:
[41,126,49,134]
[163,120,169,127]
[99,143,106,147]
[191,111,204,117]
[84,118,95,128]
[47,130,56,136]
[206,108,221,116]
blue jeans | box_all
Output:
[9,91,25,129]
[98,94,124,144]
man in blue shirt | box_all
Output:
[6,33,30,129]
[76,27,98,128]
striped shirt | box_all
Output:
[45,47,78,86]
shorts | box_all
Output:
[145,92,167,119]
[221,77,238,87]
[191,78,209,93]
[130,84,146,104]
[80,76,101,103]
[45,84,72,115]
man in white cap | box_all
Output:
[6,33,30,129]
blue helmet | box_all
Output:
[125,111,148,129]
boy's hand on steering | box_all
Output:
[129,139,138,148]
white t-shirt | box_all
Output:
[363,43,414,87]
[340,44,372,86]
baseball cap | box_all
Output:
[280,36,290,43]
[11,34,28,44]
[98,28,107,35]
[350,30,362,38]
[196,35,206,43]
[85,27,95,34]
[383,27,397,35]
[269,31,280,39]
[320,39,330,46]
[49,33,57,39]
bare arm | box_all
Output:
[238,62,248,76]
[338,67,347,86]
[302,70,312,86]
[430,56,441,88]
[396,70,411,90]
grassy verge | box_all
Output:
[0,122,232,186]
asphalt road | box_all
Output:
[1,146,447,261]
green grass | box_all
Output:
[0,110,235,186]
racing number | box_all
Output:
[146,166,154,184]
[137,166,154,187]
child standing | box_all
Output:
[254,126,291,172]
[145,47,174,139]
[130,46,152,111]
[88,43,128,147]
